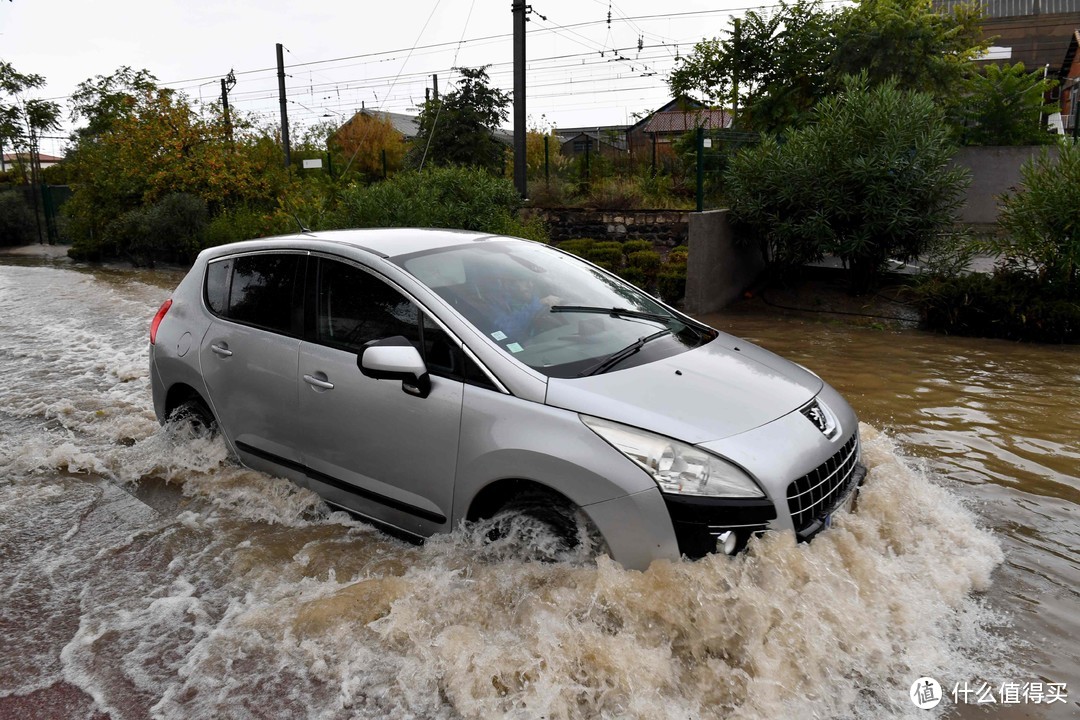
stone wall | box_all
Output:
[522,207,690,247]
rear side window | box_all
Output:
[206,253,304,336]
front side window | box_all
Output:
[315,258,497,390]
[396,240,712,378]
[317,259,420,353]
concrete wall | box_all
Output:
[952,145,1059,225]
[684,209,765,314]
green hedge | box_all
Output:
[917,271,1080,343]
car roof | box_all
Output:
[210,227,511,260]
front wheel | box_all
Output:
[485,490,606,564]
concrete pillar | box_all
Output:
[683,209,765,314]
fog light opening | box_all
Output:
[717,531,738,555]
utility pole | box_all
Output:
[277,43,291,168]
[221,69,236,145]
[432,74,439,100]
[731,18,741,126]
[512,1,527,197]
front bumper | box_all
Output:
[665,428,867,559]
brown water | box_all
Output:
[0,258,1076,719]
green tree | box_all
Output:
[669,0,987,133]
[415,66,510,173]
[726,75,968,292]
[996,141,1080,296]
[69,66,158,139]
[334,165,546,241]
[669,0,839,131]
[831,0,986,96]
[957,63,1057,146]
[0,61,62,186]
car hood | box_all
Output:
[544,333,823,445]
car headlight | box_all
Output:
[580,415,765,498]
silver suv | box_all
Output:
[149,229,864,569]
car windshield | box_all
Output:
[395,240,710,378]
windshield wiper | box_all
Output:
[577,328,672,377]
[550,305,675,324]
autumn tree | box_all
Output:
[64,68,291,261]
[328,112,406,178]
[415,66,510,173]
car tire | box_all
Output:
[487,489,604,563]
[167,398,218,438]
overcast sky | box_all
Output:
[2,0,777,156]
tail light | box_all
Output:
[150,299,173,345]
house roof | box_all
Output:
[559,131,627,151]
[356,110,420,138]
[626,96,706,133]
[643,108,732,134]
[937,0,1080,16]
[1061,28,1080,78]
[335,109,514,145]
[2,152,64,163]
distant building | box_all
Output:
[331,109,514,148]
[935,0,1080,70]
[1060,28,1080,132]
[626,98,732,163]
[2,152,63,171]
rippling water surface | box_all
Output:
[1,258,1076,719]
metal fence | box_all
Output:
[0,184,72,245]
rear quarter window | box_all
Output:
[205,253,304,336]
[205,259,231,315]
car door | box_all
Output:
[200,252,306,468]
[296,256,463,537]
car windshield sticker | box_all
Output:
[506,342,524,353]
[491,330,508,341]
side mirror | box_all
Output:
[358,336,431,398]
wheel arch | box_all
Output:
[465,478,576,522]
[164,382,213,420]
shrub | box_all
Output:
[622,239,653,254]
[628,250,661,271]
[995,141,1080,297]
[726,75,968,293]
[335,165,547,242]
[583,245,622,270]
[0,191,37,246]
[93,193,209,266]
[555,238,595,256]
[204,206,296,248]
[917,271,1080,343]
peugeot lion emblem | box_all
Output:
[802,399,838,438]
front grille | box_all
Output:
[787,432,861,533]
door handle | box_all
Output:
[303,374,335,390]
[210,343,233,357]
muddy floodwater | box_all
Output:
[0,257,1076,720]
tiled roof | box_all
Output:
[3,152,64,163]
[643,109,732,134]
